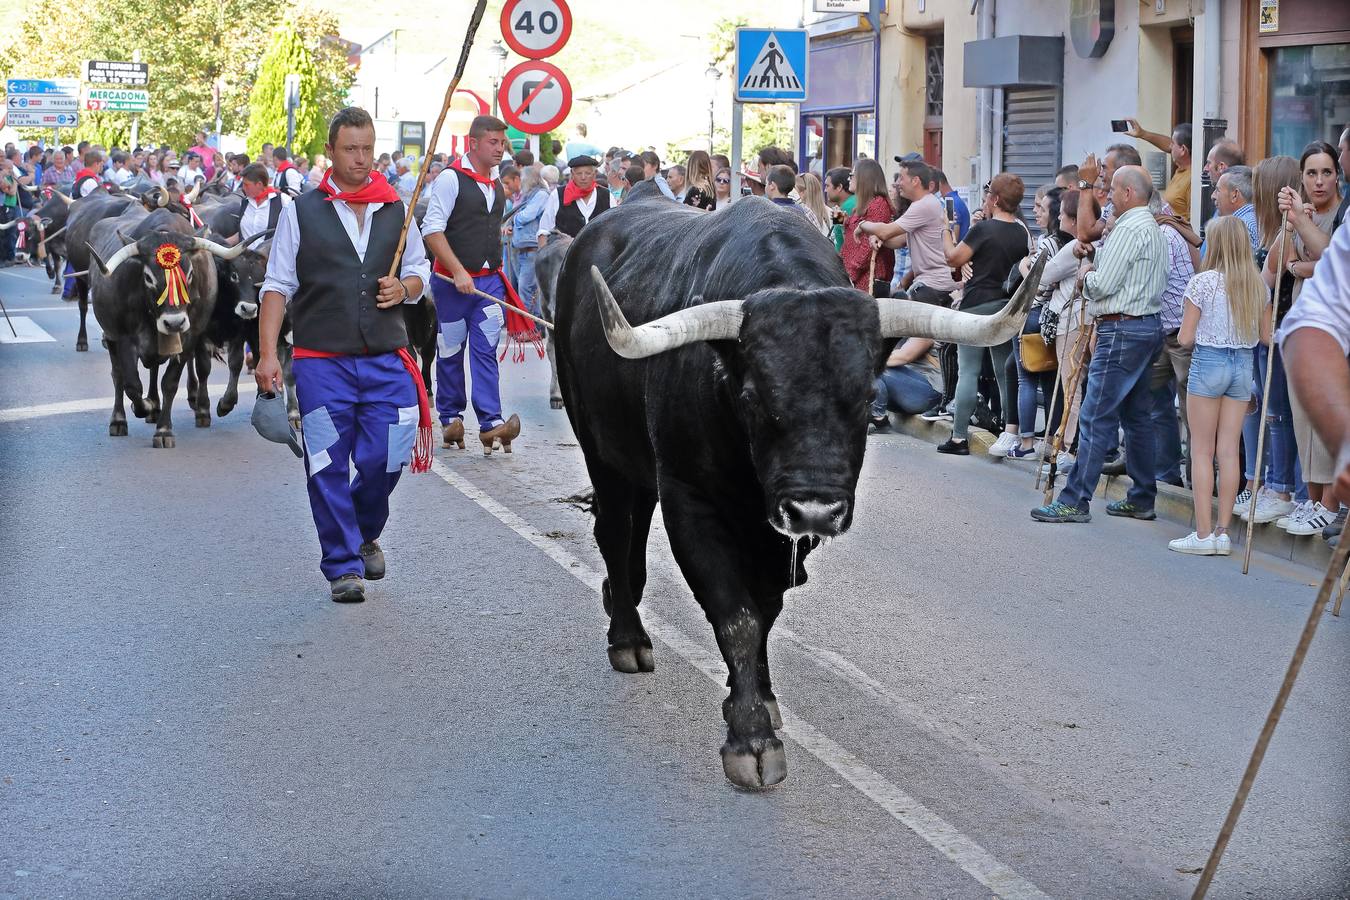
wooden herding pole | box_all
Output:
[387,0,489,280]
[1242,212,1291,575]
[1191,535,1350,897]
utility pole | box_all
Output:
[129,50,142,149]
[284,74,300,154]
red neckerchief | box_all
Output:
[563,178,597,206]
[317,169,399,204]
[250,186,279,206]
[75,167,97,182]
[451,159,496,187]
[275,160,296,174]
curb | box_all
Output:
[886,411,1334,571]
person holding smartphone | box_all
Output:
[855,159,959,308]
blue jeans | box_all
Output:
[872,366,941,417]
[1057,316,1164,512]
[1241,345,1299,494]
[511,248,540,320]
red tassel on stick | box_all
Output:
[395,346,433,474]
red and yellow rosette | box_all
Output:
[154,243,191,308]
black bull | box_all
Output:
[554,185,1041,789]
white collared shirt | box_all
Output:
[260,182,430,304]
[537,187,596,238]
[239,191,291,243]
[422,154,501,234]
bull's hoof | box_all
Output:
[550,398,564,409]
[109,420,127,437]
[216,398,235,417]
[195,412,211,428]
[50,284,61,295]
[141,403,159,422]
[75,340,87,352]
[721,739,788,790]
[152,433,175,449]
[765,699,783,730]
[608,644,656,674]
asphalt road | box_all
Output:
[2,262,1347,899]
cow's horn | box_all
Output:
[54,190,74,206]
[192,236,251,260]
[185,182,202,204]
[876,252,1046,346]
[242,228,274,249]
[90,241,141,276]
[590,266,743,359]
[0,219,15,231]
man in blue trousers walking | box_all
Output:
[256,106,433,603]
[422,114,522,456]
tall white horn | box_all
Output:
[185,182,202,204]
[876,252,1046,346]
[88,241,141,276]
[54,190,74,207]
[192,236,249,260]
[590,266,743,359]
[0,219,16,231]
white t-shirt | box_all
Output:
[1185,269,1259,349]
[895,193,957,293]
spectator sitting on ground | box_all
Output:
[869,337,945,433]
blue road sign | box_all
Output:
[5,78,80,97]
[734,28,808,103]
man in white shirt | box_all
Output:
[233,163,290,244]
[394,156,417,204]
[179,152,208,188]
[537,155,610,245]
[272,147,305,196]
[421,114,522,454]
[255,106,431,604]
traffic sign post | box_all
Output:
[5,79,81,135]
[734,29,808,103]
[500,0,572,60]
[497,61,571,135]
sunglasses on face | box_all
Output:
[715,177,730,184]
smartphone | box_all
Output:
[741,185,752,197]
[1110,119,1130,133]
[944,196,955,220]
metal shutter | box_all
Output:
[1002,88,1061,232]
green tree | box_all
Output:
[247,26,326,159]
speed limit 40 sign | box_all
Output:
[500,0,572,59]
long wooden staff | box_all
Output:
[867,245,878,296]
[1042,320,1094,505]
[387,0,489,280]
[1242,212,1291,575]
[1035,282,1087,491]
[1191,535,1350,897]
[432,271,553,330]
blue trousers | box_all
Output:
[872,366,941,417]
[293,353,418,581]
[433,272,505,430]
[1058,316,1164,512]
[511,248,541,319]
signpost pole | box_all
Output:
[129,51,141,148]
[730,100,743,198]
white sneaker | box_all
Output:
[1213,533,1232,556]
[1232,489,1253,516]
[987,432,1018,457]
[1288,502,1335,536]
[1170,532,1218,555]
[1249,491,1296,525]
[1276,500,1313,531]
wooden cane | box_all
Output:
[432,271,553,330]
[1242,212,1291,575]
[1042,320,1095,505]
[1333,557,1350,617]
[867,245,878,296]
[386,0,489,280]
[1191,535,1350,898]
[1035,286,1087,491]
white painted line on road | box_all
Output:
[0,316,56,343]
[0,383,242,424]
[2,306,79,313]
[429,459,1052,900]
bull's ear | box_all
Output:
[116,228,135,246]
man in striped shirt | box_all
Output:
[1033,166,1167,523]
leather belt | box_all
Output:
[1097,313,1147,322]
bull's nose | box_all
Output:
[236,302,259,319]
[158,313,190,334]
[779,498,849,536]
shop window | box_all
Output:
[856,112,876,162]
[1269,43,1350,158]
[804,116,825,177]
[826,116,854,170]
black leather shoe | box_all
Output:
[330,574,366,603]
[937,437,970,456]
[360,541,386,580]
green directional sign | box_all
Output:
[84,87,149,113]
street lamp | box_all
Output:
[489,40,509,116]
[705,64,722,154]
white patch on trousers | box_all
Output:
[386,405,419,472]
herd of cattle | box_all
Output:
[10,181,439,449]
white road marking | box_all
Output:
[429,459,1052,900]
[0,316,56,343]
[0,382,242,424]
[2,306,79,313]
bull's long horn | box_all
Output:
[185,182,202,204]
[242,228,274,249]
[53,191,74,206]
[876,252,1047,346]
[192,235,253,260]
[89,241,141,276]
[0,219,16,230]
[19,183,38,193]
[590,266,743,359]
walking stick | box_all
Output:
[386,0,489,280]
[1042,320,1094,505]
[432,271,553,330]
[867,244,878,296]
[0,292,17,338]
[1191,535,1350,898]
[1333,557,1350,617]
[1242,212,1291,575]
[1035,284,1087,491]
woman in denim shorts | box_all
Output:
[1171,217,1272,556]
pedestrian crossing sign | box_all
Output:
[735,28,809,103]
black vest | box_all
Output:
[289,190,409,355]
[73,174,99,198]
[237,193,284,232]
[442,168,505,271]
[554,185,610,238]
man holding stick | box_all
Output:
[255,107,433,603]
[422,114,523,455]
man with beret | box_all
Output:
[537,155,611,246]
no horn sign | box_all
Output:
[734,28,808,103]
